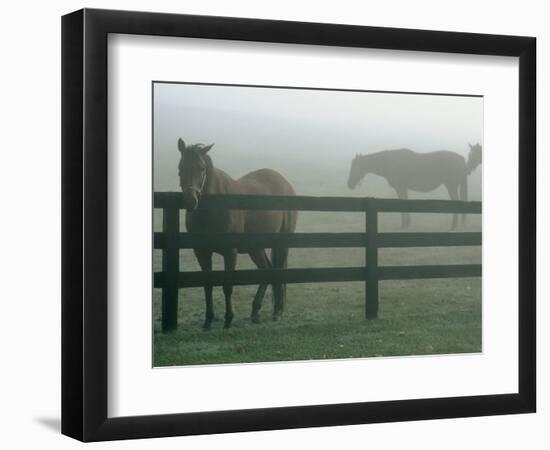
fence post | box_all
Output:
[162,197,180,332]
[365,201,379,319]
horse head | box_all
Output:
[177,138,214,210]
[467,143,482,174]
[347,154,365,189]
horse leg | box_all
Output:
[248,248,272,323]
[194,249,214,329]
[222,249,238,329]
[396,187,410,228]
[459,176,468,227]
[445,183,459,229]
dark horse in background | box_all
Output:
[347,144,482,229]
[177,139,297,329]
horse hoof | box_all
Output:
[272,315,279,322]
[251,314,260,324]
[202,321,212,330]
[224,313,234,329]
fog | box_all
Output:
[153,82,482,199]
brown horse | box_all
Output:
[347,144,482,229]
[177,139,297,329]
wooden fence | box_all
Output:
[154,192,482,332]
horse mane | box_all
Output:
[357,149,405,170]
[197,148,240,194]
[202,152,215,191]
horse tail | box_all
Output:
[272,210,296,315]
[460,175,468,225]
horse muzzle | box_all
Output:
[181,187,200,211]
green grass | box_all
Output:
[153,278,481,366]
[153,159,482,367]
[153,211,481,367]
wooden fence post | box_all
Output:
[162,198,180,332]
[365,201,379,319]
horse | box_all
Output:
[177,138,297,329]
[347,144,482,229]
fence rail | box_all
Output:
[153,264,482,289]
[154,192,482,213]
[154,192,482,332]
[154,231,481,250]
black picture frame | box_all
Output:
[61,8,536,442]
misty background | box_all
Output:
[152,83,483,363]
[153,82,482,203]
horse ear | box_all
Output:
[468,143,473,149]
[201,144,214,154]
[178,138,186,152]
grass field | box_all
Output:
[153,160,482,367]
[153,278,481,366]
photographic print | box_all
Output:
[62,10,535,440]
[152,82,483,367]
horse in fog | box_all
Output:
[177,139,297,329]
[347,143,482,229]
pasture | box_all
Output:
[153,159,482,367]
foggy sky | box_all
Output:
[153,82,483,196]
